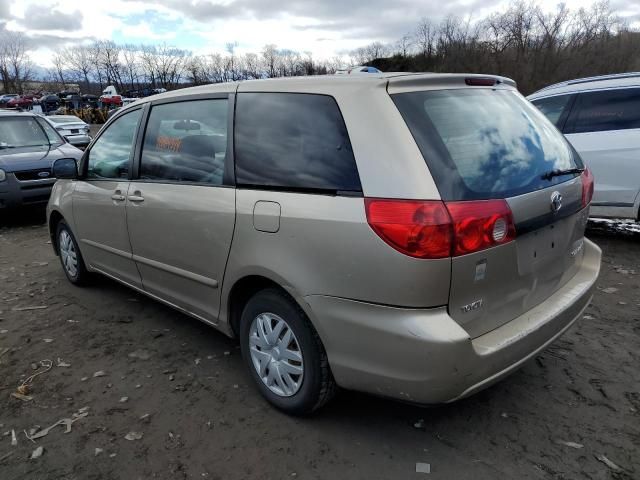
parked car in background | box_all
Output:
[42,115,92,148]
[81,94,99,108]
[36,94,62,112]
[336,66,382,74]
[0,94,19,106]
[0,111,82,209]
[528,72,640,220]
[6,95,34,109]
[47,73,600,414]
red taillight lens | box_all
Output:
[365,198,517,258]
[365,199,452,259]
[446,200,516,256]
[581,167,594,208]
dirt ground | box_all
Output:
[0,209,638,480]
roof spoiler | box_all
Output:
[386,74,516,94]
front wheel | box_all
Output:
[239,289,336,415]
[56,221,89,285]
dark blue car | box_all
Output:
[0,111,83,209]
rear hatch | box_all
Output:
[392,80,592,337]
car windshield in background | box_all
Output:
[0,116,62,152]
[392,89,581,201]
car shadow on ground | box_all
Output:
[0,206,47,229]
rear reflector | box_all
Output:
[465,77,497,86]
[581,167,594,208]
[445,200,516,256]
[365,198,516,259]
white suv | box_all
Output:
[528,72,640,220]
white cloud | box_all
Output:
[1,0,638,68]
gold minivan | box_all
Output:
[47,74,601,414]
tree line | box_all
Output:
[361,1,640,94]
[0,0,638,96]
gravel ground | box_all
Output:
[0,208,638,480]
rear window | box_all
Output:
[234,93,361,193]
[49,117,81,124]
[565,88,640,134]
[393,89,581,201]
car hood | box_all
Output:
[0,143,82,172]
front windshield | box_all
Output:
[0,116,63,150]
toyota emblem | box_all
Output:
[550,191,562,213]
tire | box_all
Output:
[56,220,90,285]
[239,288,336,415]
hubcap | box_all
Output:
[59,230,78,278]
[249,313,304,397]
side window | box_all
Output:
[234,93,361,193]
[87,109,142,179]
[530,95,572,127]
[140,99,228,185]
[567,88,640,134]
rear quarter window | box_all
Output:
[530,94,572,128]
[393,89,581,201]
[234,93,361,193]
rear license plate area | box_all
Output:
[516,221,567,275]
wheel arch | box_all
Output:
[48,209,65,255]
[224,272,322,344]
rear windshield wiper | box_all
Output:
[541,167,584,181]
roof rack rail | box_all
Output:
[537,71,640,92]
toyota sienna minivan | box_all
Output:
[47,73,601,414]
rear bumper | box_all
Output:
[63,135,91,147]
[0,175,55,209]
[304,238,601,404]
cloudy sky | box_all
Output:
[1,0,639,66]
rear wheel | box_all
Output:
[56,221,89,285]
[239,288,335,415]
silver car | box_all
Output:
[47,74,601,414]
[528,72,640,220]
[42,115,92,148]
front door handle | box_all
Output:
[128,191,144,203]
[111,190,125,202]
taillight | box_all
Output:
[365,198,516,258]
[364,199,452,259]
[581,168,594,208]
[465,77,497,86]
[445,200,516,256]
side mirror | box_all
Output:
[52,158,78,179]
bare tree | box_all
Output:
[52,53,66,85]
[62,45,94,92]
[415,18,437,58]
[122,45,141,92]
[262,44,278,78]
[397,34,414,57]
[0,31,34,93]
